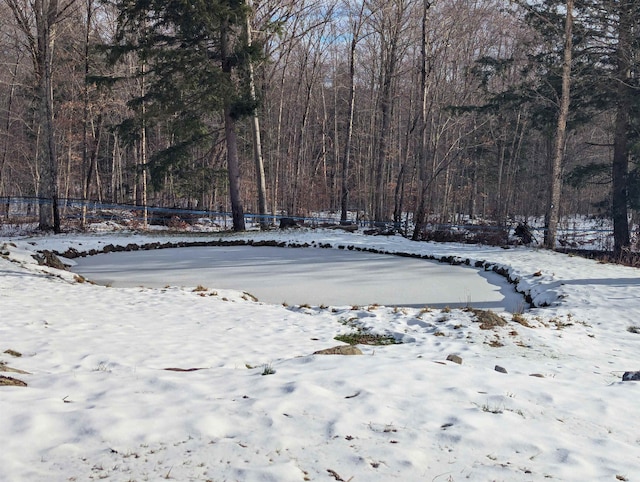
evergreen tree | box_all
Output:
[560,0,640,255]
[500,1,639,254]
[110,0,261,231]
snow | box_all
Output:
[1,228,640,481]
[70,245,525,311]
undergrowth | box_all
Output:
[335,330,400,346]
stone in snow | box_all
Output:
[622,371,640,381]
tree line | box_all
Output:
[0,0,637,254]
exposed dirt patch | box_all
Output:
[334,332,399,346]
[0,375,27,387]
[470,309,507,330]
[0,362,30,375]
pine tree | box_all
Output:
[110,0,261,231]
[563,0,639,255]
[506,1,639,254]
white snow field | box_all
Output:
[1,228,640,482]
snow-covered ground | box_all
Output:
[1,228,640,481]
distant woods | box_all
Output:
[0,0,638,250]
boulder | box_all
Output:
[35,250,67,270]
[622,371,640,381]
[514,222,534,245]
[446,354,463,365]
[279,217,299,229]
[313,345,363,355]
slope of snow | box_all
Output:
[1,228,639,481]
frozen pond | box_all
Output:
[71,246,525,311]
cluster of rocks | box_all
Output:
[446,354,639,382]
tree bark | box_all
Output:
[612,0,632,256]
[245,1,268,229]
[340,3,365,224]
[412,0,432,240]
[372,0,406,222]
[373,53,396,222]
[0,50,20,196]
[81,0,95,228]
[37,0,61,233]
[221,19,245,231]
[544,0,573,250]
[224,105,246,231]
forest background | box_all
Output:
[0,0,638,255]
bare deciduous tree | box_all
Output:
[5,0,76,232]
[544,0,573,249]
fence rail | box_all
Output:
[0,196,358,229]
[0,196,619,251]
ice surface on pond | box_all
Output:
[72,245,525,311]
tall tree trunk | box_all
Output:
[612,0,632,256]
[340,3,365,224]
[0,51,20,196]
[372,0,405,222]
[35,0,61,232]
[412,0,432,240]
[139,57,148,229]
[290,70,313,215]
[81,0,95,228]
[224,105,246,231]
[393,163,405,227]
[544,0,573,249]
[373,59,396,222]
[245,0,268,229]
[221,20,245,231]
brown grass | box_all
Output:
[512,313,532,328]
[472,309,507,330]
[0,375,27,387]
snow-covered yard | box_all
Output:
[1,228,640,481]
